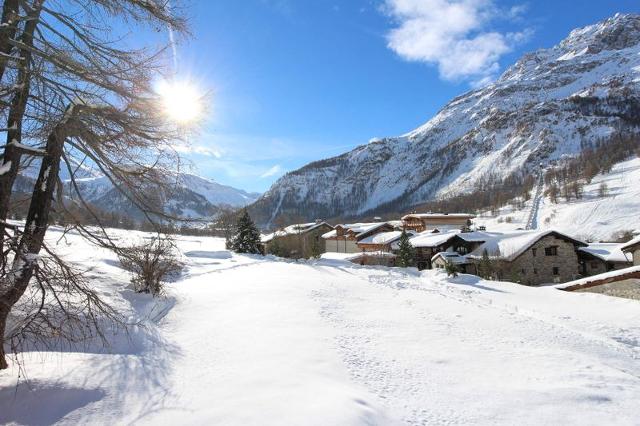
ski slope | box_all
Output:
[477,156,640,241]
[1,228,640,425]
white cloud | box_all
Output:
[174,143,222,158]
[383,0,530,85]
[260,164,283,178]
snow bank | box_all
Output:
[2,228,640,425]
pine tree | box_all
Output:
[396,230,415,267]
[309,236,322,259]
[231,209,263,254]
[478,249,493,279]
[444,261,460,278]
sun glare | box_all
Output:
[157,80,204,124]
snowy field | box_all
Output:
[1,227,640,425]
[477,157,640,241]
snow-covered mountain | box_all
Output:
[17,163,259,220]
[250,14,640,227]
[65,173,260,220]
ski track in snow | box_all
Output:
[1,230,640,425]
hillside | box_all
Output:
[250,14,640,227]
[2,228,640,424]
[14,168,260,222]
[477,156,640,241]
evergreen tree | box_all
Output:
[478,249,493,279]
[444,261,460,278]
[230,209,263,254]
[309,236,322,259]
[396,230,415,267]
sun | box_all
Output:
[157,79,204,124]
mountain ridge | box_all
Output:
[249,13,640,227]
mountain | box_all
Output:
[250,13,640,227]
[66,173,260,221]
[16,164,259,221]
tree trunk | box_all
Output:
[0,304,9,369]
[0,119,66,370]
[0,1,42,247]
[0,0,19,83]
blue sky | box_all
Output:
[168,0,638,193]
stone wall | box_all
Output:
[634,249,640,266]
[267,225,332,258]
[500,235,581,286]
[576,279,640,300]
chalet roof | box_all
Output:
[431,251,473,265]
[389,230,453,249]
[322,222,392,239]
[262,222,332,243]
[401,213,475,221]
[621,235,640,252]
[579,243,631,263]
[358,230,413,246]
[555,265,640,290]
[468,230,586,262]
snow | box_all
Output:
[393,229,459,249]
[0,161,11,176]
[555,265,640,290]
[357,231,405,245]
[2,227,640,424]
[622,235,640,252]
[468,230,584,261]
[478,157,640,241]
[579,243,631,263]
[262,222,331,243]
[431,252,470,265]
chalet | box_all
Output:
[262,221,333,259]
[323,222,396,253]
[392,229,495,270]
[621,236,640,266]
[392,230,459,270]
[401,213,475,233]
[349,251,397,267]
[431,252,476,274]
[577,243,632,276]
[357,230,412,253]
[467,230,587,286]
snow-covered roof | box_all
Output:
[621,236,640,252]
[468,230,586,262]
[262,222,331,243]
[555,265,640,290]
[455,231,500,242]
[351,251,397,258]
[358,230,409,246]
[324,222,392,239]
[402,213,475,220]
[395,230,459,249]
[579,243,631,263]
[321,229,337,239]
[431,252,472,265]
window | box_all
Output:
[590,261,599,269]
[533,268,538,274]
[545,246,558,256]
[532,248,537,257]
[552,267,560,276]
[521,268,526,275]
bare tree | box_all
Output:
[0,0,190,369]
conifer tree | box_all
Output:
[231,209,263,254]
[478,249,494,279]
[444,261,460,278]
[396,230,415,267]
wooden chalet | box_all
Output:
[322,222,396,253]
[401,213,475,233]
